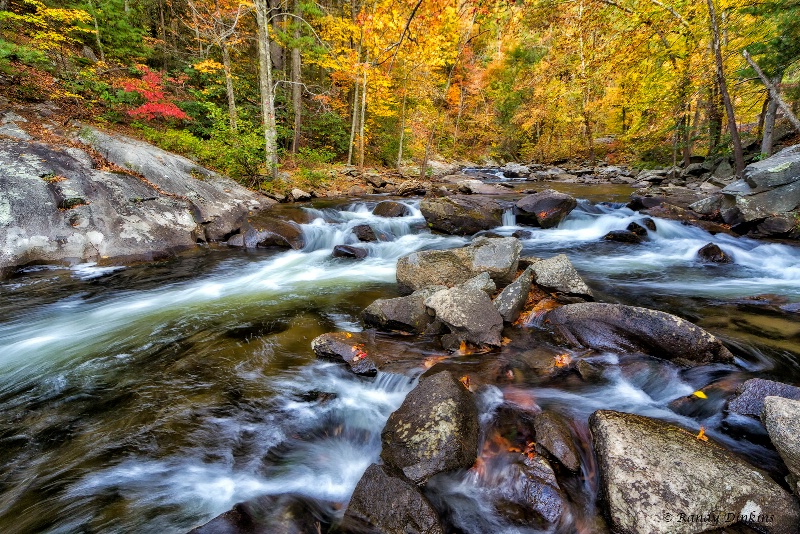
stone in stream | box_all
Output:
[762,396,800,497]
[419,194,504,235]
[373,200,410,217]
[425,284,504,347]
[697,242,733,264]
[290,188,312,202]
[460,271,496,295]
[528,254,593,299]
[332,244,368,259]
[311,332,378,376]
[533,411,581,472]
[626,221,649,237]
[381,370,479,485]
[396,180,428,197]
[728,378,800,418]
[363,286,445,333]
[341,463,444,534]
[456,179,506,195]
[352,224,378,242]
[546,303,734,365]
[227,217,305,249]
[187,493,329,534]
[590,410,800,534]
[396,237,521,294]
[602,230,642,244]
[493,267,534,323]
[515,189,577,228]
[512,229,532,239]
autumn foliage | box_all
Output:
[119,67,189,122]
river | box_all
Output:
[1,185,799,533]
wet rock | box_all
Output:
[641,217,657,231]
[419,194,503,235]
[242,217,305,249]
[512,229,532,239]
[493,267,534,323]
[697,242,733,264]
[602,230,642,244]
[689,194,724,216]
[515,189,577,228]
[310,332,378,376]
[591,410,800,534]
[456,179,506,195]
[529,254,593,298]
[352,224,378,242]
[363,286,445,333]
[381,371,479,485]
[397,180,428,197]
[373,200,410,218]
[546,303,734,365]
[396,237,521,294]
[762,396,800,495]
[533,412,581,472]
[425,285,504,347]
[503,162,530,176]
[626,221,649,237]
[481,453,566,527]
[188,493,328,534]
[757,216,798,237]
[332,244,368,259]
[728,378,800,418]
[341,464,444,534]
[290,188,312,202]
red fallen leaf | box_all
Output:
[422,355,449,369]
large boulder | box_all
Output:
[720,145,800,224]
[341,464,444,534]
[728,378,800,418]
[762,396,800,496]
[591,410,800,534]
[228,217,304,249]
[0,135,269,273]
[332,244,368,259]
[515,190,577,228]
[396,237,521,294]
[419,195,503,235]
[533,412,581,472]
[381,371,479,485]
[363,286,445,333]
[529,254,593,298]
[493,267,534,323]
[424,285,504,347]
[697,243,733,264]
[546,303,734,365]
[373,200,410,217]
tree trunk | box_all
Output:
[158,0,167,70]
[88,0,105,62]
[397,82,407,170]
[347,75,359,166]
[707,85,723,154]
[290,0,302,154]
[454,84,464,147]
[221,39,237,131]
[707,0,744,176]
[762,87,779,156]
[357,53,368,172]
[256,0,278,179]
[744,50,800,136]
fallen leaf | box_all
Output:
[696,427,708,441]
[692,390,708,399]
[459,375,471,390]
[554,353,572,368]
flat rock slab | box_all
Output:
[546,303,734,365]
[381,371,479,485]
[342,463,444,534]
[729,378,800,418]
[763,396,800,490]
[591,410,800,534]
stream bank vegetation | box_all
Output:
[1,0,799,192]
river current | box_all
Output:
[1,186,799,533]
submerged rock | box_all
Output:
[352,224,378,242]
[332,244,368,259]
[381,371,479,485]
[363,286,444,333]
[425,285,504,347]
[602,230,642,244]
[396,237,521,294]
[373,200,410,217]
[626,221,649,237]
[546,303,733,364]
[515,190,577,228]
[529,254,593,299]
[533,412,581,472]
[697,242,733,264]
[762,396,800,496]
[728,378,800,418]
[591,410,800,534]
[419,195,503,235]
[342,463,444,534]
[310,332,378,376]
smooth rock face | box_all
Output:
[744,144,800,190]
[590,410,800,534]
[381,371,479,485]
[353,224,378,242]
[419,195,503,235]
[697,242,733,264]
[373,200,410,217]
[546,303,734,364]
[341,464,444,534]
[529,254,593,298]
[493,267,534,323]
[396,237,521,294]
[515,190,577,228]
[0,136,268,272]
[363,286,444,333]
[763,396,800,479]
[533,412,581,472]
[728,378,800,418]
[232,217,305,249]
[424,285,504,347]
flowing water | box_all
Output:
[1,188,799,533]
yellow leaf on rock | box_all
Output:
[692,390,708,399]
